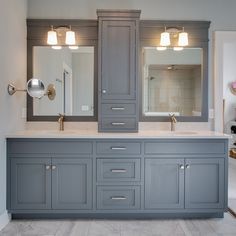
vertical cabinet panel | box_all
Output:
[101,21,136,100]
[52,158,92,210]
[145,159,184,209]
[10,158,51,210]
[185,158,224,209]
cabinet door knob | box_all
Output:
[52,165,56,170]
[180,164,185,169]
[102,89,107,94]
[45,165,51,170]
[186,164,190,169]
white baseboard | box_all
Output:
[0,211,11,231]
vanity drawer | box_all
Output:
[101,103,136,116]
[97,159,141,182]
[8,140,93,155]
[96,141,141,155]
[144,140,226,155]
[97,186,140,209]
[100,117,137,131]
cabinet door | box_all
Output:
[145,159,184,209]
[52,158,92,209]
[10,158,51,210]
[185,158,224,209]
[101,20,136,100]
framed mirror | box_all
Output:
[27,19,98,121]
[140,21,210,122]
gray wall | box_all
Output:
[27,0,236,129]
[0,0,27,216]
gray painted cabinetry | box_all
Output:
[7,138,228,218]
[97,10,140,132]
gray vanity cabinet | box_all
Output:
[97,10,141,132]
[145,159,185,209]
[52,158,92,210]
[145,158,225,210]
[185,158,225,209]
[10,158,51,210]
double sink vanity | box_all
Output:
[6,10,230,219]
[6,130,229,218]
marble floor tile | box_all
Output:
[1,214,236,236]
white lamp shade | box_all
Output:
[66,30,76,45]
[160,32,170,46]
[47,30,57,45]
[178,32,188,46]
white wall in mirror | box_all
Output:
[143,47,202,117]
[33,46,94,116]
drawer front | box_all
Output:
[8,140,93,155]
[144,140,226,155]
[96,142,141,155]
[101,103,136,116]
[97,186,140,209]
[100,117,137,131]
[97,159,141,182]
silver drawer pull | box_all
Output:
[111,122,125,126]
[186,164,190,169]
[52,165,56,170]
[111,169,127,173]
[111,107,125,111]
[111,147,127,150]
[111,196,127,200]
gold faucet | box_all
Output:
[169,113,177,131]
[58,113,65,131]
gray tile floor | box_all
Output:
[0,213,236,236]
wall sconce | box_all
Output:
[8,78,56,100]
[47,25,76,47]
[159,26,189,50]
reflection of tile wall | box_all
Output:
[148,67,201,116]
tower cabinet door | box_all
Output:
[145,159,184,209]
[10,158,51,210]
[185,158,225,209]
[52,158,92,210]
[101,20,136,100]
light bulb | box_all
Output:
[52,46,62,50]
[173,47,183,51]
[156,47,167,51]
[69,46,79,50]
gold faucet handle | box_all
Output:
[169,113,177,123]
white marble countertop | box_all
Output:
[5,130,231,139]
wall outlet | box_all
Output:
[81,105,89,111]
[21,107,27,118]
[209,109,214,119]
